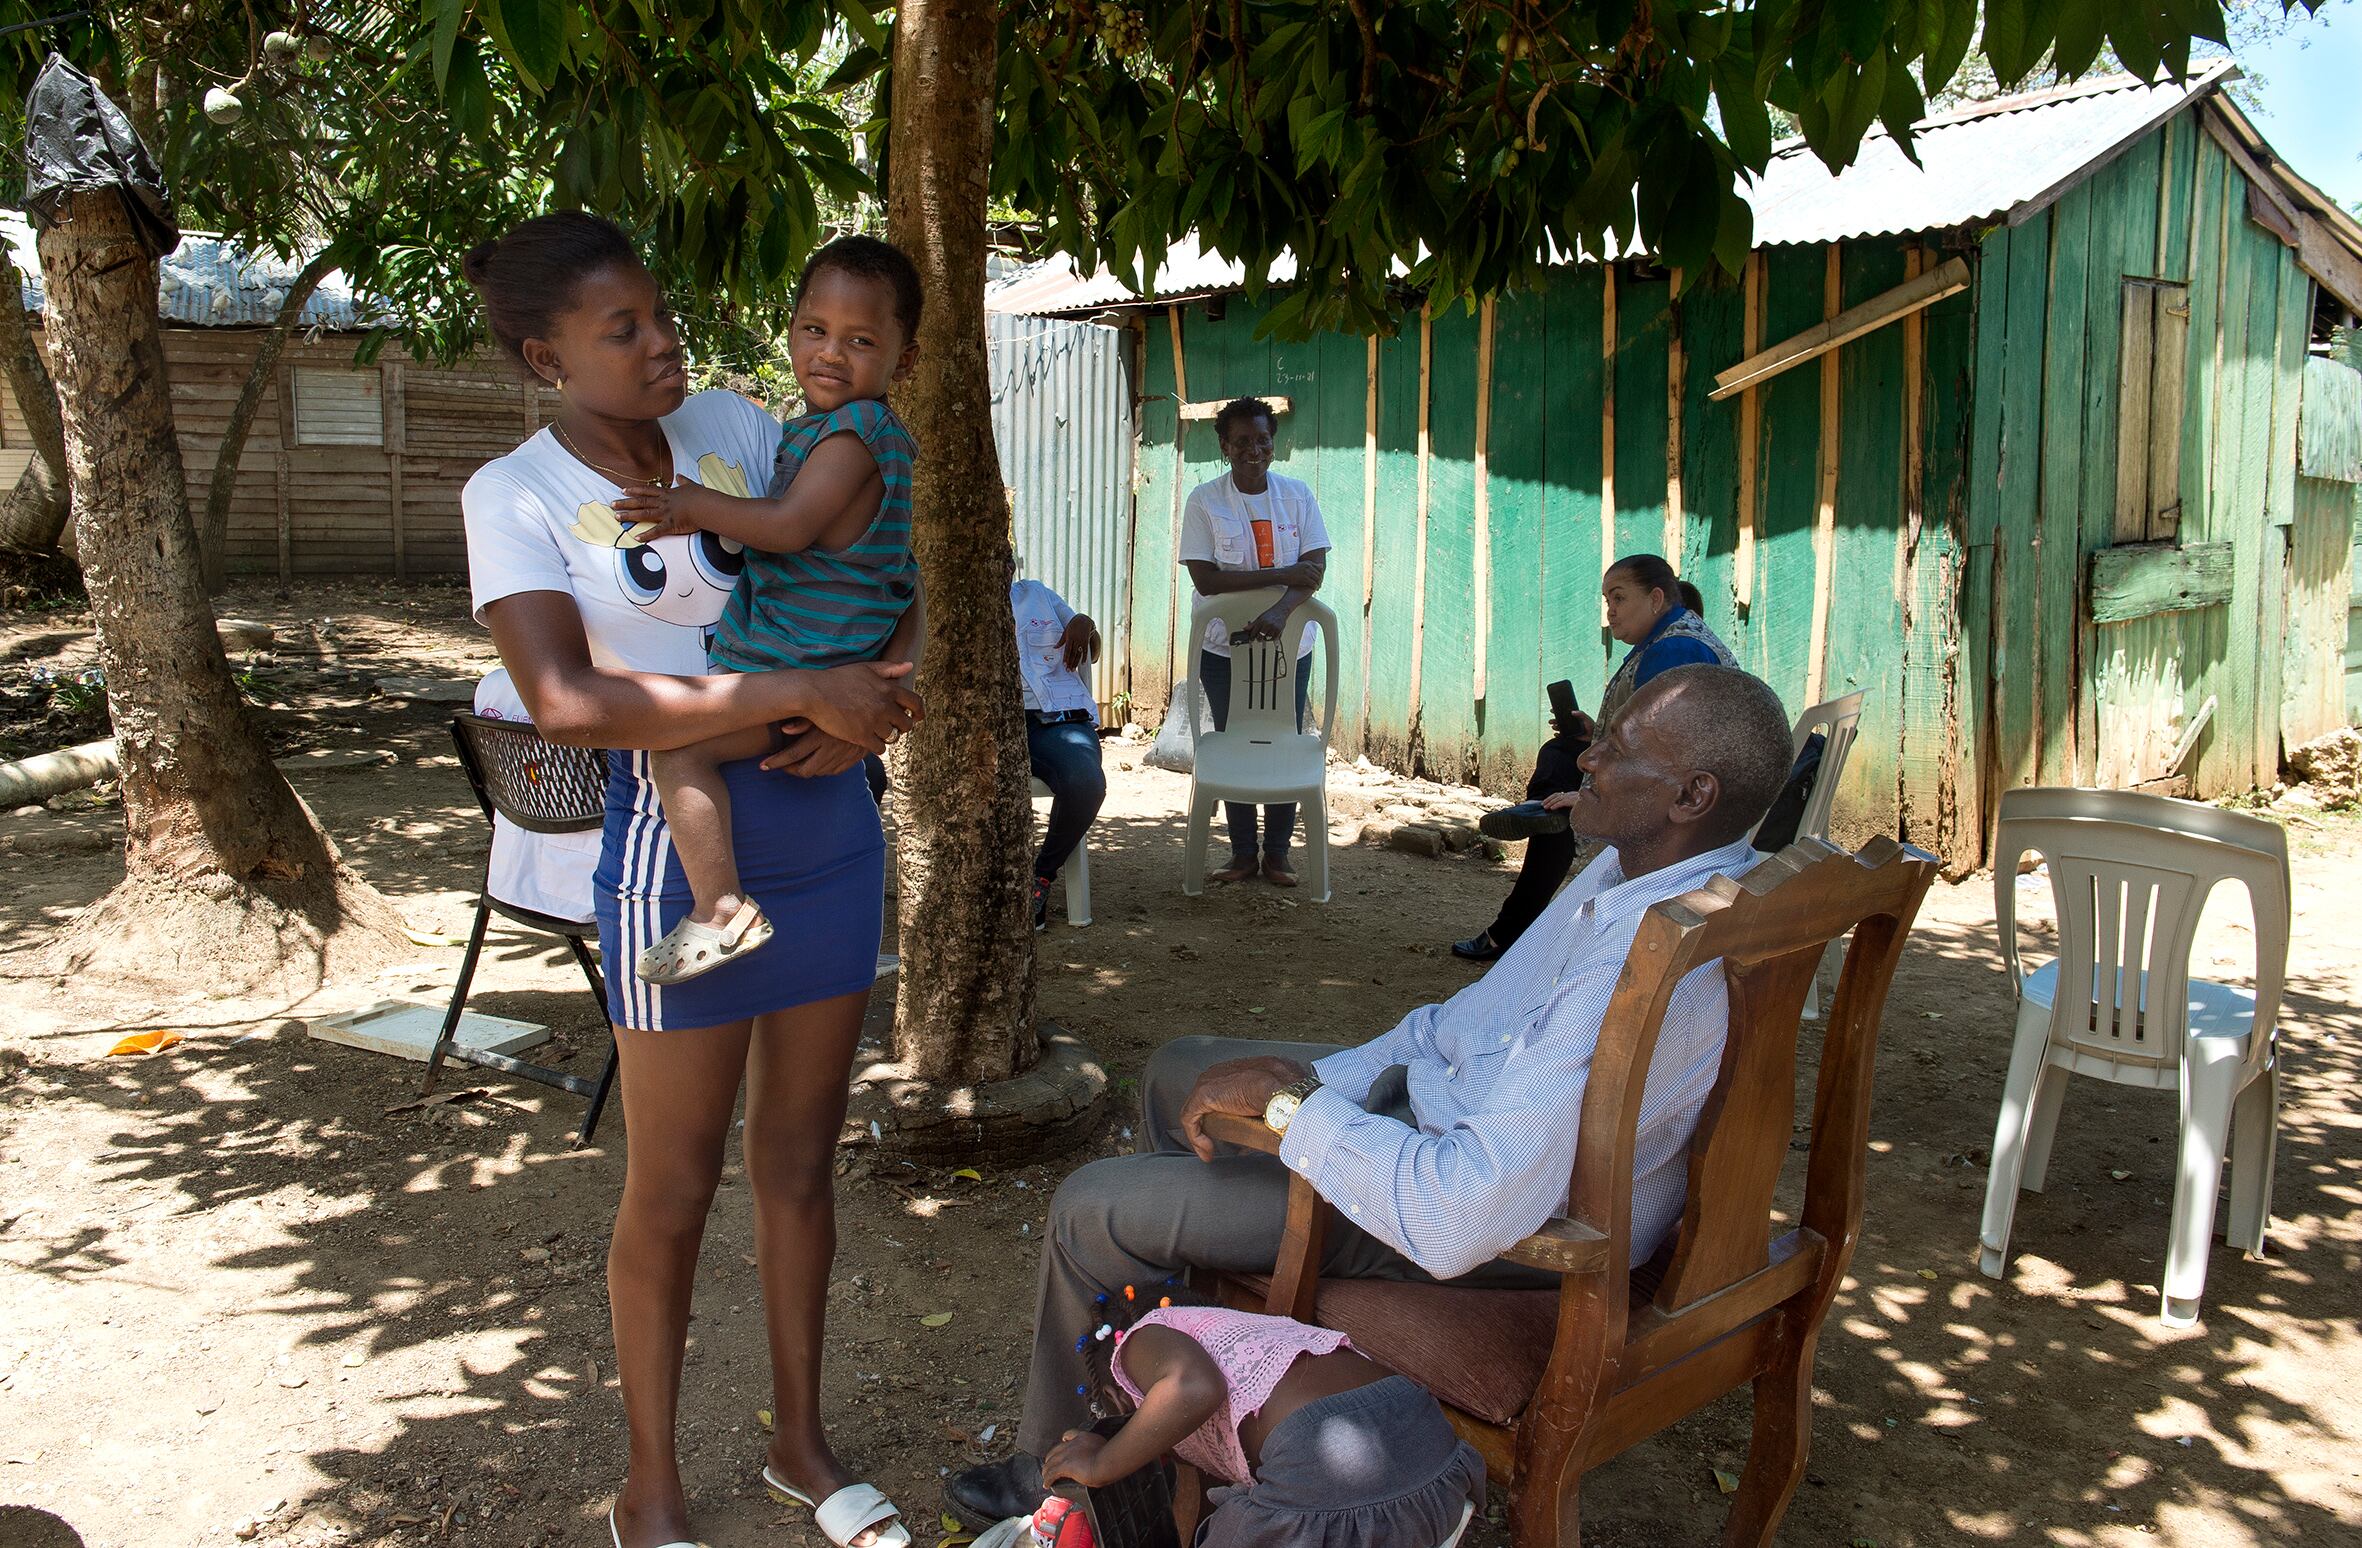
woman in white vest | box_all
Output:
[1176,397,1332,887]
[1009,553,1104,929]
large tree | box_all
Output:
[15,0,2270,1042]
[21,55,402,986]
[444,0,2273,1092]
[1,5,566,582]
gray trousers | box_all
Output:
[1015,1035,1551,1455]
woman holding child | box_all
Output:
[459,212,926,1548]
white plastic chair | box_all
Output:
[1977,787,2289,1326]
[1028,776,1092,927]
[1785,689,1865,844]
[1180,589,1340,902]
[1757,689,1865,1019]
[1436,1499,1476,1548]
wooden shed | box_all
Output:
[996,69,2362,871]
[3,215,556,581]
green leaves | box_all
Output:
[491,0,568,91]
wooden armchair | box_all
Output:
[1203,837,1937,1547]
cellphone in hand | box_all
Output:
[1546,679,1580,721]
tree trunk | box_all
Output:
[0,243,71,555]
[36,189,400,986]
[885,0,1039,1085]
[199,247,337,591]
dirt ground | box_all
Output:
[2,582,2357,1548]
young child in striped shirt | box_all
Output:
[614,236,923,985]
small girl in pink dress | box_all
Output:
[1043,1291,1483,1548]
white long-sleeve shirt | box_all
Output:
[1277,838,1761,1279]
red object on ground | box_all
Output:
[1030,1495,1096,1548]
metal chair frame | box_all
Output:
[423,712,619,1147]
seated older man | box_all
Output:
[944,664,1797,1527]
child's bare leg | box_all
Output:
[650,727,778,926]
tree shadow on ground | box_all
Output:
[5,689,2358,1545]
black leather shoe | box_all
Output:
[945,1451,1045,1533]
[1480,800,1571,840]
[1452,930,1506,962]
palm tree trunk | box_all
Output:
[884,0,1040,1084]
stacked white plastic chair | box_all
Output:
[1028,777,1093,927]
[1179,589,1340,903]
[1977,786,2289,1326]
[1781,690,1865,846]
[1760,689,1866,1019]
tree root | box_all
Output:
[53,859,409,1001]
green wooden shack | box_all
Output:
[992,68,2362,871]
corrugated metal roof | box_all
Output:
[988,234,1298,316]
[993,66,2237,314]
[4,210,376,330]
[1745,63,2232,245]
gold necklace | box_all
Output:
[553,419,670,489]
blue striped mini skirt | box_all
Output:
[594,751,884,1032]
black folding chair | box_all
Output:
[423,712,619,1146]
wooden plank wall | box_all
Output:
[1971,109,2328,806]
[0,326,553,579]
[2286,473,2358,744]
[1127,234,1985,866]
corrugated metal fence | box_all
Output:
[990,313,1135,711]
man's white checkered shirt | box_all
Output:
[1279,837,1760,1279]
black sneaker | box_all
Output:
[1480,800,1571,840]
[945,1452,1045,1534]
[1452,930,1506,962]
[1031,874,1051,932]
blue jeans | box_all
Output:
[1026,712,1106,880]
[1198,649,1314,865]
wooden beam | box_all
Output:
[1166,307,1191,688]
[1664,269,1684,565]
[1600,268,1617,628]
[1805,246,1842,705]
[2201,104,2302,242]
[2114,284,2158,543]
[1473,295,1498,702]
[2295,215,2362,316]
[274,360,294,589]
[1358,333,1379,746]
[383,359,407,583]
[1406,304,1434,748]
[1178,394,1293,421]
[1735,254,1762,611]
[1900,246,1926,586]
[1710,257,1970,401]
[2148,283,2190,542]
[2087,540,2234,622]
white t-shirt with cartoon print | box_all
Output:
[463,389,779,673]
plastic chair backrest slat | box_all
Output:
[449,712,608,835]
[1788,689,1865,845]
[1994,787,2289,1075]
[1182,590,1341,748]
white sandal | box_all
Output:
[762,1466,913,1548]
[636,898,774,984]
[609,1505,704,1548]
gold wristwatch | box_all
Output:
[1263,1076,1321,1136]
